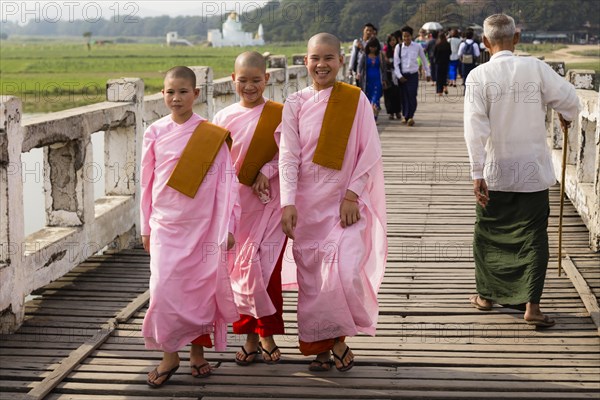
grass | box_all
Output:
[566,61,600,71]
[515,43,567,54]
[0,39,308,113]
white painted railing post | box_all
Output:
[213,75,236,116]
[105,78,144,196]
[190,67,213,121]
[0,96,25,334]
[267,55,288,103]
[568,70,598,251]
[106,78,145,241]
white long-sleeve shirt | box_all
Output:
[393,41,430,79]
[458,39,481,58]
[348,38,367,74]
[463,50,580,192]
[448,37,462,61]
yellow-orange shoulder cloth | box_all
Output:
[312,81,361,170]
[238,100,283,186]
[166,121,232,198]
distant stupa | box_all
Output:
[207,12,265,47]
[166,31,193,47]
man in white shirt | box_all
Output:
[393,25,430,126]
[348,23,376,87]
[463,14,579,327]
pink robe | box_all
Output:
[213,101,287,318]
[279,86,387,342]
[140,113,240,352]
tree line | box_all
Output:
[3,0,597,41]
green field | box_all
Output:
[566,61,600,71]
[515,43,567,54]
[4,39,598,113]
[0,40,308,113]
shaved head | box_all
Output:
[234,51,267,73]
[165,66,196,87]
[307,32,341,55]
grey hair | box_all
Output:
[483,14,516,44]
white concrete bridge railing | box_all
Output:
[546,67,599,252]
[1,56,597,335]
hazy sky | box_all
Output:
[1,1,272,23]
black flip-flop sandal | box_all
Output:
[191,362,213,378]
[147,365,179,388]
[332,345,354,372]
[308,358,332,371]
[235,345,259,366]
[258,343,281,364]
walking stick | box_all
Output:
[558,113,569,277]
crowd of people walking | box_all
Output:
[349,23,486,124]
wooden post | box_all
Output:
[558,114,569,277]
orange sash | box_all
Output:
[166,121,232,198]
[312,82,361,170]
[238,100,283,186]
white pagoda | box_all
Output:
[208,12,265,47]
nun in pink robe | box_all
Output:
[213,101,287,333]
[279,86,387,352]
[140,113,240,352]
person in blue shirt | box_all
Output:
[358,37,386,123]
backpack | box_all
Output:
[462,42,475,64]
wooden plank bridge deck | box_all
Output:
[1,84,599,399]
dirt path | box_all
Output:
[545,44,599,63]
